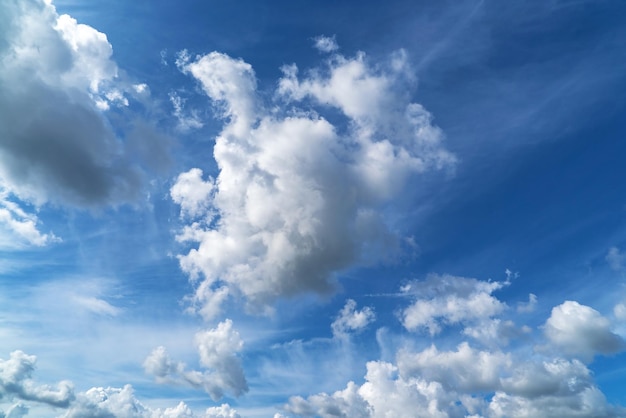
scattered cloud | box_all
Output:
[172,45,455,314]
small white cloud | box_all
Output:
[401,274,507,335]
[517,293,538,313]
[169,92,204,131]
[313,35,339,53]
[331,299,375,338]
[606,247,625,271]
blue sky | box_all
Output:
[1,0,626,417]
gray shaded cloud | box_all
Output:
[0,0,170,209]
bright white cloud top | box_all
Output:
[1,0,626,417]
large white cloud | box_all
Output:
[172,45,456,314]
[544,300,625,361]
[144,319,248,401]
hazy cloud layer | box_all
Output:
[172,46,455,314]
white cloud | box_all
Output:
[401,274,507,335]
[544,301,625,361]
[173,48,455,313]
[144,319,248,401]
[313,35,339,53]
[331,299,375,338]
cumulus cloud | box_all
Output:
[544,300,625,361]
[331,299,375,338]
[401,274,507,336]
[0,350,74,408]
[144,319,248,401]
[0,0,170,217]
[172,44,455,313]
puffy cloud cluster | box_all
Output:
[0,0,170,245]
[144,319,248,401]
[280,276,626,417]
[172,44,456,314]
